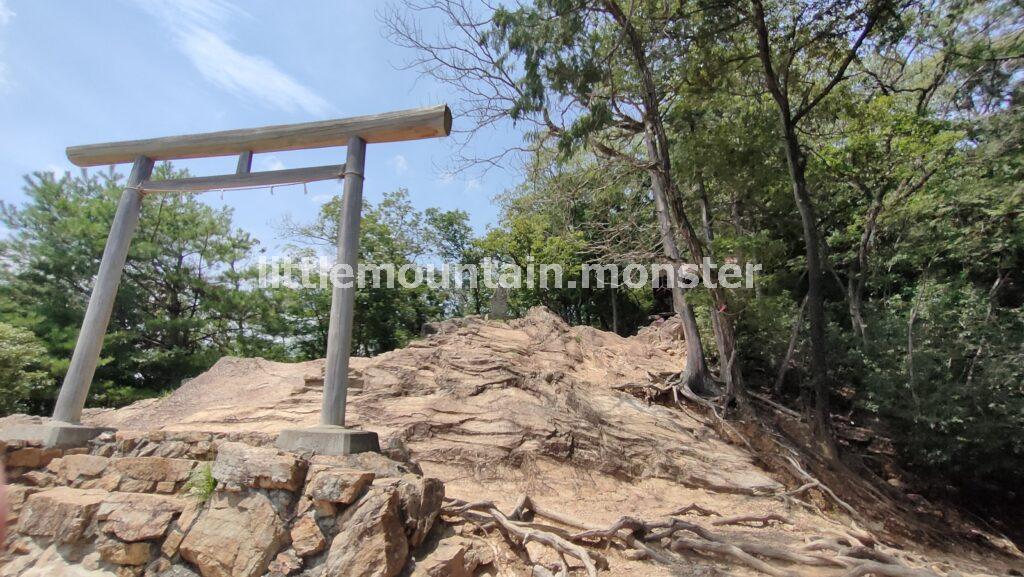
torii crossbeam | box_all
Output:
[1,105,451,453]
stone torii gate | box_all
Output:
[2,105,451,454]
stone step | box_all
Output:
[0,440,82,482]
[36,454,203,495]
[92,429,278,461]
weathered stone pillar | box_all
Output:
[276,137,379,455]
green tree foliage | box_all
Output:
[424,206,487,316]
[276,189,473,356]
[0,165,269,410]
[478,153,657,333]
[0,322,52,415]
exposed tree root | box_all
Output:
[712,513,792,527]
[659,373,886,546]
[669,503,721,517]
[781,454,861,519]
[672,537,794,577]
[836,560,942,577]
[445,498,606,577]
[441,495,946,577]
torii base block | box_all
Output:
[0,422,115,449]
[275,426,380,456]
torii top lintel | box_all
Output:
[66,104,452,167]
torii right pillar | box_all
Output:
[276,136,380,455]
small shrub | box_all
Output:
[182,463,216,503]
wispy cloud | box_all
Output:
[436,170,480,192]
[0,0,13,26]
[311,193,334,205]
[390,154,409,174]
[258,156,286,172]
[138,0,331,116]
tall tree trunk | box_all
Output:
[662,168,743,398]
[651,166,713,392]
[697,175,730,376]
[775,295,808,397]
[847,192,883,345]
[750,0,838,440]
[749,0,884,443]
[604,0,743,399]
[781,125,831,438]
[610,285,619,336]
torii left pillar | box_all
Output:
[0,156,153,447]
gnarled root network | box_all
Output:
[442,495,945,577]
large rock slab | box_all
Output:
[410,536,492,577]
[5,446,62,469]
[325,486,409,577]
[212,442,306,492]
[47,454,110,484]
[289,515,326,557]
[81,309,783,500]
[18,487,107,543]
[97,537,153,566]
[96,492,187,542]
[395,476,444,548]
[4,484,40,514]
[311,452,417,479]
[179,492,286,577]
[303,465,373,505]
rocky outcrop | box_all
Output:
[43,452,199,495]
[79,308,782,497]
[1,438,458,577]
[289,515,326,557]
[303,464,374,505]
[178,492,286,577]
[410,535,493,577]
[394,476,445,549]
[325,486,409,577]
[2,310,1019,577]
[18,487,107,543]
[98,492,187,542]
[210,442,305,492]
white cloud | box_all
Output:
[177,29,330,116]
[258,156,286,171]
[390,154,409,174]
[464,178,481,192]
[138,0,331,116]
[0,1,13,26]
[311,193,334,205]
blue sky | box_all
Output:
[0,0,519,254]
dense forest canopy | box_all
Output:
[0,0,1021,527]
